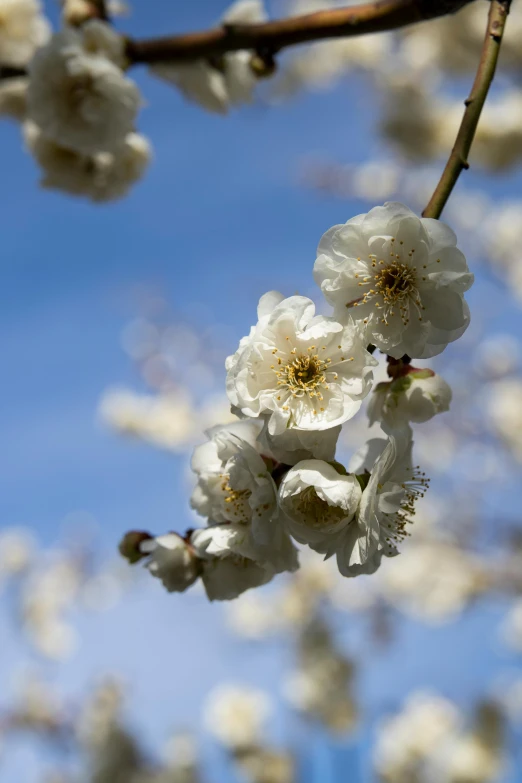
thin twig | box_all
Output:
[125,0,475,65]
[0,66,26,79]
[422,0,511,220]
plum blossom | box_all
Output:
[0,0,50,67]
[191,421,299,574]
[314,202,474,358]
[140,533,201,594]
[257,418,341,465]
[203,684,271,749]
[0,76,27,120]
[191,420,275,535]
[190,523,297,601]
[24,121,151,202]
[27,27,140,155]
[150,0,266,114]
[367,368,452,427]
[226,292,376,435]
[279,460,361,553]
[333,428,429,577]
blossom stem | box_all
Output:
[124,0,475,65]
[422,0,511,220]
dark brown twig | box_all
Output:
[423,0,511,219]
[125,0,476,65]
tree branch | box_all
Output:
[422,0,511,220]
[0,66,27,79]
[125,0,476,65]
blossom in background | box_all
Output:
[150,0,267,114]
[27,26,140,155]
[335,428,429,576]
[140,533,201,594]
[0,76,27,121]
[380,538,487,623]
[314,201,474,358]
[367,368,452,427]
[284,619,357,732]
[273,0,391,99]
[24,122,151,202]
[487,379,522,462]
[98,388,198,451]
[226,291,376,434]
[0,0,50,67]
[374,692,505,783]
[500,598,522,653]
[374,691,461,782]
[279,460,361,553]
[203,684,271,750]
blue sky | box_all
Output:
[1,2,522,782]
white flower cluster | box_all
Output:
[0,4,151,201]
[150,0,268,115]
[374,692,505,783]
[122,202,473,600]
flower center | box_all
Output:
[67,74,94,112]
[275,353,329,398]
[348,242,427,327]
[220,475,252,523]
[294,487,346,530]
[375,262,416,301]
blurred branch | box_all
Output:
[125,0,476,64]
[0,65,27,78]
[422,0,511,219]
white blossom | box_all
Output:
[274,0,391,99]
[0,0,50,67]
[314,202,473,358]
[191,420,284,553]
[24,122,151,201]
[140,533,201,594]
[203,684,271,749]
[334,428,429,577]
[99,388,197,451]
[257,418,341,465]
[501,598,522,653]
[150,0,266,114]
[367,368,452,427]
[487,379,522,462]
[27,28,140,155]
[379,538,487,623]
[0,76,27,120]
[226,291,376,435]
[374,692,461,782]
[284,619,356,732]
[190,523,296,601]
[80,19,128,68]
[279,460,361,554]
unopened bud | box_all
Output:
[119,530,152,564]
[368,369,451,426]
[249,52,277,79]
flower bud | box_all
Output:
[118,530,152,564]
[367,369,452,426]
[141,533,201,593]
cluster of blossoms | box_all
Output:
[0,0,274,199]
[0,0,152,200]
[374,692,505,783]
[121,202,473,601]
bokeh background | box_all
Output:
[2,1,522,781]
